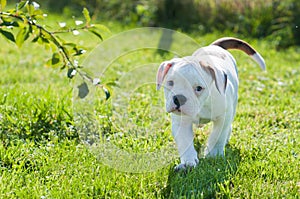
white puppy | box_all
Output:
[156,37,266,170]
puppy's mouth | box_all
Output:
[168,107,182,114]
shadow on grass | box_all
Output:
[162,145,241,198]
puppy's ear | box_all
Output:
[156,62,173,90]
[200,61,227,94]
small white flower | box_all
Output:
[256,87,264,92]
[74,60,79,67]
[93,78,101,85]
[71,69,77,76]
[59,22,66,28]
[72,30,80,36]
[43,14,48,17]
[75,20,83,26]
[32,2,40,9]
[278,81,285,86]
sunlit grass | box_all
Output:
[0,16,299,198]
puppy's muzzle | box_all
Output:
[173,94,187,109]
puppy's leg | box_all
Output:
[205,112,233,157]
[171,114,199,170]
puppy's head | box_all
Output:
[156,57,227,118]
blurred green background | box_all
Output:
[17,0,300,49]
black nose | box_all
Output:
[173,94,187,108]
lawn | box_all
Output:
[0,15,299,198]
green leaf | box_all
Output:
[92,24,111,34]
[32,9,44,19]
[82,7,91,25]
[60,46,71,61]
[31,35,39,43]
[0,0,7,10]
[63,43,85,56]
[63,42,77,48]
[0,29,15,42]
[67,68,77,79]
[32,34,50,45]
[0,20,19,27]
[17,0,28,10]
[88,28,103,41]
[51,53,60,65]
[77,82,89,99]
[103,87,111,100]
[40,36,50,44]
[60,64,66,70]
[26,3,35,16]
[106,81,118,87]
[74,49,86,56]
[16,27,30,47]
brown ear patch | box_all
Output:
[156,62,174,90]
[165,63,173,73]
[199,60,217,81]
[199,60,227,94]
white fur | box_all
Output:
[158,44,264,170]
[251,53,266,70]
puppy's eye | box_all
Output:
[167,80,174,87]
[195,86,203,92]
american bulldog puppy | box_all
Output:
[157,37,266,170]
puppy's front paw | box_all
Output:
[174,158,199,172]
[204,147,225,157]
[174,163,188,171]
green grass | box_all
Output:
[0,16,299,198]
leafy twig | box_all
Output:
[0,0,110,99]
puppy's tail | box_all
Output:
[211,37,266,70]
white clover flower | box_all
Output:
[72,30,80,35]
[93,78,101,85]
[75,20,84,26]
[74,60,79,67]
[32,2,40,9]
[70,69,77,76]
[59,22,66,28]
